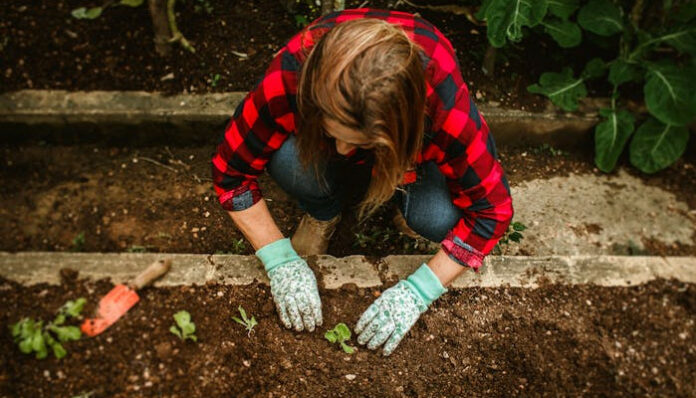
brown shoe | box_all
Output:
[392,208,421,239]
[291,213,342,256]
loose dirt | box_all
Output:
[1,273,694,397]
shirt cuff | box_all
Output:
[219,185,263,212]
[441,230,485,271]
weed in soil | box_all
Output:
[231,305,257,337]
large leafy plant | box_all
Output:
[476,0,696,173]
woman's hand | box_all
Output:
[256,238,323,332]
[355,263,447,356]
[268,259,323,331]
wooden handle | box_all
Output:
[129,259,172,290]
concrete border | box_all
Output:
[0,90,600,148]
[0,252,694,288]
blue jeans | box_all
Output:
[266,135,464,242]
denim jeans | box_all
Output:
[266,135,464,242]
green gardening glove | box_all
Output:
[355,264,446,356]
[256,238,323,332]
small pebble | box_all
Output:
[345,374,356,381]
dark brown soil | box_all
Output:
[1,142,694,257]
[0,0,621,111]
[1,274,695,397]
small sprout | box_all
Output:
[71,231,85,252]
[232,306,258,337]
[71,7,103,19]
[170,311,197,342]
[324,323,355,354]
[10,298,86,359]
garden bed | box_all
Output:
[1,272,694,397]
[1,142,695,257]
[0,0,621,112]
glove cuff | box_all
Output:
[404,263,447,308]
[255,238,301,273]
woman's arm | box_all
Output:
[426,249,468,286]
[227,199,284,251]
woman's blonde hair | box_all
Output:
[296,18,427,222]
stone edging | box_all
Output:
[1,252,694,289]
[0,90,602,147]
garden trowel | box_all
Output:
[81,258,172,337]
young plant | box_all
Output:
[231,306,258,337]
[324,323,355,354]
[170,310,197,342]
[10,298,87,359]
[71,231,85,252]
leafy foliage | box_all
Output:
[71,0,143,20]
[232,306,258,337]
[479,0,696,173]
[324,323,355,354]
[170,310,197,342]
[10,298,86,359]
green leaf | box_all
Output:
[51,325,82,342]
[232,316,245,326]
[482,0,549,47]
[186,334,198,342]
[249,317,257,328]
[608,59,642,86]
[577,0,623,36]
[594,109,636,172]
[340,342,355,354]
[662,25,696,56]
[644,63,696,126]
[512,222,527,231]
[19,338,33,354]
[509,232,523,242]
[173,311,191,328]
[324,330,338,343]
[51,342,67,359]
[547,0,579,19]
[238,306,248,322]
[335,323,351,340]
[181,322,195,336]
[169,325,182,339]
[35,345,48,359]
[62,298,87,318]
[543,18,582,48]
[120,0,144,6]
[527,67,587,111]
[31,330,46,354]
[71,7,103,19]
[629,118,689,174]
[475,0,494,20]
[11,321,22,338]
[581,57,606,80]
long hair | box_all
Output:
[296,18,427,222]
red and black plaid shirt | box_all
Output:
[212,8,514,270]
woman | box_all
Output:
[212,8,513,356]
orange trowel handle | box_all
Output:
[129,258,172,290]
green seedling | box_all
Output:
[324,323,355,354]
[10,298,86,359]
[232,306,257,337]
[170,310,197,342]
[71,231,85,252]
[209,73,221,87]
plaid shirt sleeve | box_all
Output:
[425,35,514,271]
[211,47,299,211]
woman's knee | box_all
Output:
[267,135,334,201]
[401,162,462,242]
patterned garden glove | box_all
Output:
[256,238,323,332]
[355,264,446,356]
